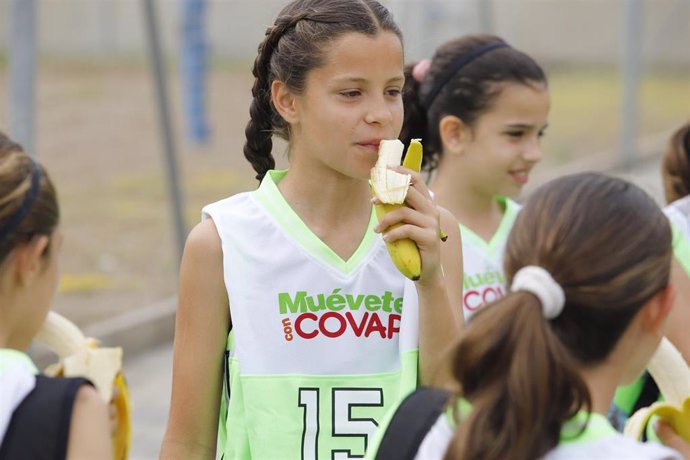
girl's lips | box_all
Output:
[357,141,382,153]
[510,171,529,184]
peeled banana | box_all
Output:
[623,337,690,441]
[371,139,423,281]
[35,311,131,460]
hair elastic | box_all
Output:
[422,41,508,109]
[0,160,42,242]
[412,59,432,83]
[510,265,565,319]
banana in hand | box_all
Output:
[623,337,690,441]
[371,139,424,281]
[34,311,132,460]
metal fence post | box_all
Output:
[8,0,37,156]
[143,0,188,261]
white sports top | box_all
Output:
[665,195,690,242]
[460,196,521,321]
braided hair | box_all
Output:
[243,0,402,181]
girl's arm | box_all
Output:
[66,385,112,460]
[375,168,462,386]
[160,219,230,459]
[416,208,463,387]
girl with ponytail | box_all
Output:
[401,34,549,321]
[161,1,463,458]
[368,172,688,460]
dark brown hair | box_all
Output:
[661,121,690,203]
[444,172,672,460]
[401,34,547,172]
[0,131,59,265]
[243,0,402,181]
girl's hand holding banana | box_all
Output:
[371,139,443,283]
[624,337,690,444]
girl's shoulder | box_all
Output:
[546,432,682,460]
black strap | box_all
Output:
[634,372,661,414]
[0,375,91,460]
[636,372,661,442]
[375,387,450,460]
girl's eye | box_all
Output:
[340,90,361,98]
[507,131,524,138]
[386,88,402,97]
[538,130,547,138]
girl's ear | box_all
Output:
[271,80,299,124]
[640,283,675,337]
[439,115,470,156]
[13,235,50,287]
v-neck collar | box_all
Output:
[254,170,379,276]
[458,196,520,255]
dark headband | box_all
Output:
[0,160,42,242]
[423,41,509,109]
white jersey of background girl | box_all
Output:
[461,196,521,321]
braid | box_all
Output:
[243,0,402,182]
[243,13,312,182]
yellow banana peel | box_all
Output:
[35,311,131,460]
[624,337,690,442]
[371,139,424,280]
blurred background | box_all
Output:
[0,1,688,457]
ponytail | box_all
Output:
[400,62,434,171]
[444,292,590,460]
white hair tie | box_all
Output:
[510,266,565,319]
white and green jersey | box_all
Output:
[203,170,419,460]
[460,196,521,321]
[411,410,681,460]
[665,196,690,243]
[668,201,690,276]
[0,349,38,445]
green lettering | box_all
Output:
[364,295,382,311]
[381,291,394,312]
[306,294,326,312]
[326,289,346,311]
[394,297,403,314]
[346,294,364,311]
[278,291,307,314]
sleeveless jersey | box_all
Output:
[460,197,521,321]
[665,196,690,243]
[203,170,419,460]
[670,213,690,277]
[0,349,37,445]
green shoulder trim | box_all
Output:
[441,403,615,446]
[560,412,617,444]
[614,376,647,415]
[458,196,520,255]
[0,348,38,374]
[254,170,378,276]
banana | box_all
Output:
[623,337,690,441]
[34,311,131,460]
[371,139,423,280]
